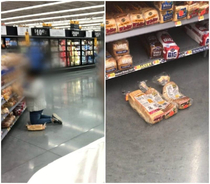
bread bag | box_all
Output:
[139,81,178,119]
[159,10,173,23]
[116,54,133,71]
[198,2,209,16]
[156,31,180,60]
[106,13,118,35]
[153,73,193,109]
[187,3,199,19]
[26,123,46,131]
[106,51,117,73]
[173,3,188,21]
[154,1,174,11]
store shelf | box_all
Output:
[106,14,209,42]
[1,94,14,106]
[1,96,25,122]
[1,75,24,89]
[106,27,209,80]
[1,107,26,141]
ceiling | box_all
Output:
[1,1,104,30]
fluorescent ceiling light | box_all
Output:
[2,5,104,21]
[4,11,104,24]
[54,23,102,29]
[2,1,71,14]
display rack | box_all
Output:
[106,14,209,42]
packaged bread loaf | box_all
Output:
[107,39,129,57]
[157,31,180,60]
[140,34,163,59]
[116,54,133,71]
[154,1,174,11]
[106,13,117,35]
[173,3,188,21]
[159,10,173,23]
[139,81,178,119]
[154,73,193,109]
[187,3,199,19]
[106,51,117,74]
[198,2,209,16]
[126,89,164,124]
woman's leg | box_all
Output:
[30,110,52,124]
[40,114,52,119]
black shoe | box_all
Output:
[52,113,63,125]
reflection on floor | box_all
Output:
[2,68,104,183]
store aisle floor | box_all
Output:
[2,68,104,183]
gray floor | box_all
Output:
[2,68,104,183]
[106,53,209,183]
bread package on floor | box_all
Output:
[187,3,199,19]
[116,54,133,71]
[198,2,209,16]
[26,123,46,131]
[106,13,118,35]
[140,34,163,59]
[154,1,174,11]
[139,81,178,119]
[157,31,180,60]
[173,3,188,21]
[153,73,193,109]
[106,51,117,73]
[184,22,209,46]
[127,89,164,124]
[159,10,173,23]
[107,39,129,57]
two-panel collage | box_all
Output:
[0,0,209,183]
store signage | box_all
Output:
[139,62,152,69]
[175,21,182,27]
[107,73,115,79]
[185,50,192,56]
[31,28,49,36]
[17,27,31,36]
[50,29,65,37]
[69,30,85,37]
[93,31,102,38]
[1,26,6,35]
[134,65,141,71]
[153,60,160,65]
[198,16,204,21]
[85,31,92,38]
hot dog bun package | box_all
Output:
[139,81,178,119]
[106,51,117,74]
[153,72,193,110]
[154,1,174,11]
[184,22,209,46]
[173,2,188,21]
[126,89,165,124]
[106,13,118,35]
[156,31,180,60]
[115,54,133,71]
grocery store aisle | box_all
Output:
[106,53,209,182]
[2,68,104,183]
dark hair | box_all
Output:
[26,69,41,78]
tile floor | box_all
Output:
[2,68,104,183]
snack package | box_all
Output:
[173,3,188,21]
[106,51,117,73]
[156,31,180,60]
[159,10,173,23]
[116,54,133,71]
[126,89,164,124]
[198,2,209,16]
[154,1,174,11]
[26,123,46,131]
[140,33,163,59]
[139,81,178,119]
[107,39,130,57]
[106,13,118,35]
[184,22,209,46]
[187,3,199,19]
[153,73,193,109]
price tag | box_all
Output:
[1,26,6,35]
[175,21,182,27]
[134,65,141,71]
[153,60,160,65]
[185,50,192,56]
[198,16,204,21]
[107,73,115,79]
[50,29,65,37]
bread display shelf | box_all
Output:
[1,75,24,90]
[1,96,25,122]
[106,14,209,42]
[106,27,209,80]
[1,106,26,141]
[1,94,14,106]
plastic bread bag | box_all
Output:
[138,80,178,119]
[115,54,133,71]
[153,72,193,109]
[106,51,117,74]
[26,123,46,131]
[154,1,174,11]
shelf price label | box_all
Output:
[175,21,182,27]
[134,65,141,71]
[107,73,115,79]
[153,60,160,65]
[198,16,204,21]
[185,50,192,56]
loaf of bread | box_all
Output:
[156,75,192,109]
[106,13,117,35]
[107,39,129,57]
[106,51,117,73]
[154,1,174,11]
[139,81,178,119]
[187,3,199,19]
[159,10,173,23]
[157,31,180,60]
[198,2,209,16]
[140,34,163,59]
[173,3,188,21]
[116,54,133,71]
[128,90,164,124]
[26,123,46,131]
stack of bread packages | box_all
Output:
[107,39,133,72]
[106,51,117,74]
[184,21,209,46]
[173,2,188,21]
[198,1,209,16]
[153,72,193,110]
[140,33,163,59]
[185,1,199,19]
[154,1,174,23]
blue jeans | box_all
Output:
[30,110,52,125]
